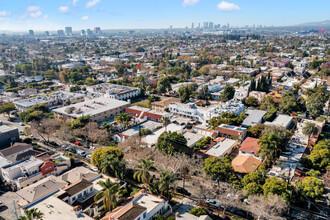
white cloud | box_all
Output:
[86,0,101,8]
[58,6,70,14]
[0,11,11,17]
[182,0,200,7]
[30,11,42,18]
[26,6,42,18]
[26,6,40,12]
[44,15,48,19]
[73,0,79,6]
[81,16,89,21]
[217,1,240,11]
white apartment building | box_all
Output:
[86,83,141,100]
[169,99,245,124]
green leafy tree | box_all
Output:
[279,91,298,114]
[71,115,91,129]
[219,85,235,101]
[203,156,236,184]
[241,171,266,195]
[247,124,266,138]
[297,177,324,201]
[244,96,259,107]
[306,140,330,172]
[263,177,290,202]
[157,76,172,94]
[91,147,123,169]
[0,102,16,117]
[94,179,123,211]
[156,131,189,155]
[178,83,198,102]
[258,132,282,166]
[19,104,50,122]
[189,208,207,217]
[133,158,157,187]
[306,93,325,119]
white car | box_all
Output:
[89,146,96,150]
[86,154,92,159]
[90,167,99,172]
[206,199,220,208]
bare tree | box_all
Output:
[248,193,287,220]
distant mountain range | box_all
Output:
[294,20,330,27]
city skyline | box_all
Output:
[0,0,329,31]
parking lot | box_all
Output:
[0,190,20,220]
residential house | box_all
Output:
[102,189,171,220]
[231,155,261,174]
[242,110,267,127]
[216,124,247,141]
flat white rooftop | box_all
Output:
[52,97,129,118]
[27,195,93,220]
[205,139,237,157]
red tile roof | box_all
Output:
[239,137,259,155]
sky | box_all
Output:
[0,0,329,31]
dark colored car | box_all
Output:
[68,148,77,153]
[176,187,191,196]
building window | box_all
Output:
[143,212,146,218]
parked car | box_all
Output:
[76,149,87,157]
[176,187,191,196]
[74,141,82,146]
[89,146,96,150]
[49,141,58,147]
[68,148,77,153]
[19,122,24,126]
[86,154,92,159]
[19,131,23,135]
[30,135,36,140]
[206,199,220,208]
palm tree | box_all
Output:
[257,132,281,166]
[101,122,114,134]
[101,154,127,179]
[161,116,170,132]
[302,122,319,146]
[159,169,177,200]
[94,179,122,211]
[133,158,157,187]
[18,208,44,220]
[115,113,132,129]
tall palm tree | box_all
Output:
[161,116,170,132]
[101,154,127,179]
[133,158,157,187]
[159,169,177,200]
[94,179,122,211]
[257,132,281,166]
[115,113,132,129]
[18,208,44,220]
[302,121,319,146]
[101,122,114,134]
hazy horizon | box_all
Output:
[0,0,329,32]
